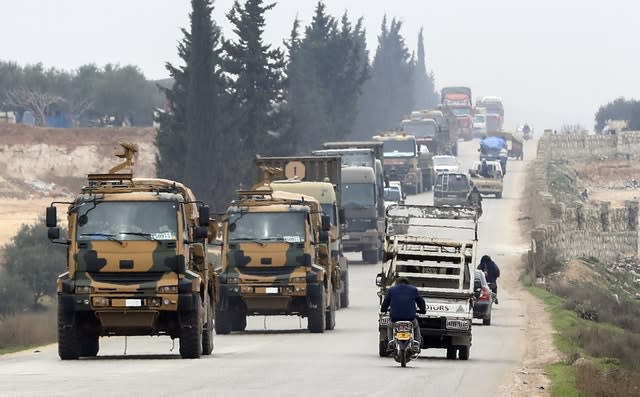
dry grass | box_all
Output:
[575,359,640,397]
[0,309,56,350]
[574,160,640,186]
[573,326,640,369]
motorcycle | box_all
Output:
[487,282,498,304]
[389,320,421,367]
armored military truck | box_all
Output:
[214,181,334,334]
[46,143,213,359]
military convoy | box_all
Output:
[46,144,214,359]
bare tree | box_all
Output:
[5,88,63,126]
[65,96,93,127]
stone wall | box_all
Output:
[529,132,640,277]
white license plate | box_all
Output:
[265,287,279,294]
[125,299,142,307]
[379,317,390,326]
[446,319,467,330]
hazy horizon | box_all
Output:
[2,0,638,132]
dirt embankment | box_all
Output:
[0,124,157,247]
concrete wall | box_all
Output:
[529,132,640,276]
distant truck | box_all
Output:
[441,87,473,142]
[373,132,423,195]
[377,205,478,360]
[46,143,214,359]
[479,136,508,174]
[475,96,504,132]
[469,160,504,198]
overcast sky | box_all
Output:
[3,0,639,131]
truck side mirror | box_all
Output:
[198,206,210,227]
[375,272,384,287]
[46,206,57,227]
[48,227,60,240]
[194,226,209,240]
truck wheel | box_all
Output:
[325,290,336,330]
[231,311,247,332]
[202,297,214,355]
[214,303,232,335]
[308,292,326,333]
[446,347,457,360]
[458,345,470,360]
[340,269,349,308]
[79,333,99,357]
[179,294,203,359]
[483,313,492,326]
[57,298,79,360]
[363,250,378,264]
[495,192,502,199]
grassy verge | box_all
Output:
[0,309,56,354]
[523,280,640,397]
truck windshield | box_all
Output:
[76,201,179,241]
[450,108,471,116]
[433,156,457,166]
[228,212,306,243]
[384,188,401,202]
[340,153,373,167]
[382,140,415,157]
[342,183,375,207]
[403,122,437,137]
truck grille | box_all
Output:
[88,272,164,285]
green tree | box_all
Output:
[413,28,438,110]
[353,16,414,138]
[224,0,286,170]
[594,97,640,132]
[2,222,67,310]
[286,2,368,152]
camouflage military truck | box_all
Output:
[254,155,349,306]
[373,132,423,195]
[214,179,334,334]
[46,143,213,360]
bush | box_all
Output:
[573,326,640,369]
[575,358,640,397]
[1,221,67,311]
[0,269,31,315]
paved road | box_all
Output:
[0,138,535,397]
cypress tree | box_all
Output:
[413,28,438,110]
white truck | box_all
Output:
[376,204,478,360]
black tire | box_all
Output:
[202,297,214,355]
[495,192,502,199]
[400,348,407,367]
[325,289,336,330]
[308,292,326,333]
[231,311,247,332]
[483,313,492,326]
[423,174,432,192]
[340,268,349,308]
[363,250,378,264]
[179,294,203,359]
[57,298,79,360]
[379,338,390,357]
[79,333,99,357]
[214,303,232,335]
[458,345,470,360]
[446,347,457,359]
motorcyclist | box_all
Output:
[522,123,531,134]
[477,255,500,304]
[380,277,426,350]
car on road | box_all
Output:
[473,270,493,325]
[384,186,404,209]
[432,155,460,177]
[433,172,471,206]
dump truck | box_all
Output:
[253,155,350,302]
[214,174,334,334]
[373,132,423,195]
[46,143,213,359]
[376,205,478,360]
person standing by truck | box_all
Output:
[477,255,500,304]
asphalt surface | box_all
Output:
[0,138,534,397]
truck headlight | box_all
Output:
[75,286,94,294]
[157,285,178,294]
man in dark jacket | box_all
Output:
[477,255,500,303]
[381,278,426,348]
